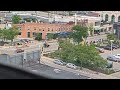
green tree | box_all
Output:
[107,33,118,44]
[107,34,117,41]
[12,15,21,24]
[35,33,42,41]
[47,33,54,40]
[71,25,88,44]
[89,23,94,36]
[50,40,108,72]
[6,27,19,45]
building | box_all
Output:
[14,23,74,39]
[113,22,120,39]
[93,11,120,23]
[0,24,6,29]
[13,15,110,39]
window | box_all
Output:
[28,28,30,30]
[52,29,53,31]
[95,21,100,26]
[58,28,60,31]
[18,27,21,30]
[27,32,30,37]
[34,28,36,30]
[33,32,36,37]
[39,29,41,31]
[18,32,21,35]
[48,28,50,31]
[59,28,60,31]
[43,29,44,31]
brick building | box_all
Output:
[14,23,74,39]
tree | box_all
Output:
[107,34,117,41]
[47,33,54,40]
[71,25,88,44]
[89,23,94,36]
[107,33,118,44]
[6,27,19,45]
[35,33,42,41]
[12,15,21,24]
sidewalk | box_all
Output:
[41,56,119,79]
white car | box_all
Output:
[66,63,78,69]
[113,55,120,59]
[53,59,66,66]
[116,54,120,57]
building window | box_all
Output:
[34,28,36,30]
[52,29,53,31]
[95,21,100,26]
[59,28,60,31]
[28,29,30,30]
[33,32,36,37]
[27,32,30,38]
[18,27,21,30]
[48,28,50,31]
[43,29,44,31]
[39,29,41,31]
[18,32,21,35]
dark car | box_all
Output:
[16,49,24,53]
[104,46,113,50]
[107,44,119,49]
[112,44,119,49]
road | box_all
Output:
[27,64,89,79]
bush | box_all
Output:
[35,33,42,41]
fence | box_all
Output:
[0,46,41,67]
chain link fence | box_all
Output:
[0,45,41,68]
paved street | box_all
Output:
[27,64,89,79]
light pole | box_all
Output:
[74,13,77,25]
[110,40,114,55]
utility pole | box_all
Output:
[75,13,77,25]
[35,11,38,23]
[110,40,114,55]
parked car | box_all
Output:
[95,47,104,53]
[104,46,113,50]
[107,56,120,62]
[116,54,120,57]
[66,63,78,69]
[112,44,119,49]
[113,55,120,59]
[53,59,66,66]
[106,44,119,49]
[16,49,24,53]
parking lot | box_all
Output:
[100,48,120,71]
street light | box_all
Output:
[110,40,114,55]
